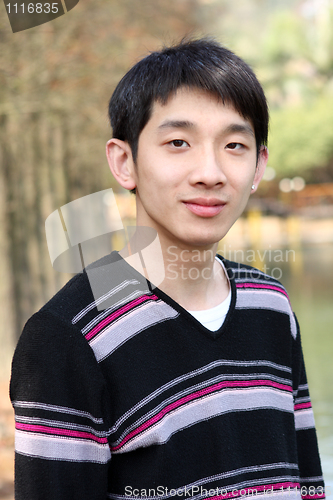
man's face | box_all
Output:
[128,88,267,250]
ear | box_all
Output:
[251,146,269,193]
[106,138,137,191]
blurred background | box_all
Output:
[0,0,332,498]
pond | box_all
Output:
[260,243,333,489]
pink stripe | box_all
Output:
[15,422,108,444]
[236,282,289,299]
[112,379,292,451]
[204,482,300,500]
[294,402,312,411]
[302,496,325,499]
[85,294,158,341]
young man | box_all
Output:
[11,38,325,500]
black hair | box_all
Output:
[109,37,268,166]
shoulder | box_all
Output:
[14,271,94,364]
[18,250,152,345]
[218,256,298,340]
[218,255,288,293]
[42,272,93,321]
[25,251,129,330]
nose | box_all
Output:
[188,144,227,189]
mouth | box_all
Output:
[183,198,226,218]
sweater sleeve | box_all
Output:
[292,314,325,500]
[10,309,112,500]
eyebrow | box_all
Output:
[224,123,255,138]
[158,120,195,131]
[157,120,255,138]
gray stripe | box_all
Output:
[294,409,315,430]
[114,374,292,443]
[294,396,311,404]
[15,415,109,438]
[188,476,300,500]
[82,289,149,334]
[296,384,309,392]
[114,387,293,453]
[15,430,111,464]
[108,462,300,500]
[110,359,292,434]
[72,279,140,324]
[108,472,300,500]
[235,277,288,292]
[300,476,324,483]
[175,463,299,498]
[12,401,104,424]
[91,301,179,362]
[236,290,297,339]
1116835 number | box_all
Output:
[6,3,59,13]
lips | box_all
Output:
[183,198,226,217]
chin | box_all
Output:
[179,230,226,249]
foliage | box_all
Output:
[268,98,333,176]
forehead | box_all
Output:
[146,87,255,135]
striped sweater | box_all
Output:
[10,252,325,500]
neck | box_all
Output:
[120,229,230,311]
[160,242,229,310]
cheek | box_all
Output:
[229,173,253,193]
[140,162,183,191]
[136,152,164,181]
[227,162,256,189]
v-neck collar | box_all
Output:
[112,251,237,341]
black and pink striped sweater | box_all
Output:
[10,252,325,500]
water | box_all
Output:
[267,244,333,488]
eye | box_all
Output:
[226,143,243,150]
[169,139,189,148]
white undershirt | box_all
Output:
[187,258,231,332]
